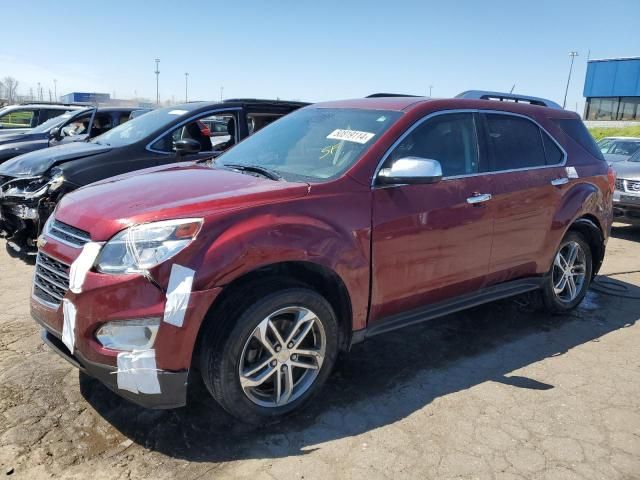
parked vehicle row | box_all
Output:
[0,99,306,254]
[22,90,614,423]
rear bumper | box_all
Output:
[38,323,189,409]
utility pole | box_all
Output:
[53,79,57,101]
[428,85,433,97]
[154,58,160,105]
[563,51,578,109]
[220,86,224,101]
[185,72,189,102]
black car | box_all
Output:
[0,107,140,165]
[0,99,307,254]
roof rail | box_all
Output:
[17,101,89,107]
[455,90,562,109]
[366,93,421,98]
[223,98,309,106]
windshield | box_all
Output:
[599,139,640,156]
[31,112,77,133]
[217,108,402,181]
[91,106,191,147]
[629,149,640,162]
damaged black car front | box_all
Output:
[0,168,67,255]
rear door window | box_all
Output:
[0,109,36,128]
[484,113,546,171]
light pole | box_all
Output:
[37,82,42,101]
[155,58,160,105]
[53,79,57,101]
[429,85,433,97]
[220,86,224,101]
[563,51,578,109]
[185,72,189,102]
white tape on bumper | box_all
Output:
[61,299,76,353]
[163,264,195,328]
[116,349,161,395]
[69,242,102,294]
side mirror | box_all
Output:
[49,127,61,140]
[174,138,201,157]
[376,157,443,185]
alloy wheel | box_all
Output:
[238,306,326,408]
[552,241,587,303]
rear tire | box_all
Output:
[200,286,339,424]
[541,231,593,313]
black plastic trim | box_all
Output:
[352,277,543,344]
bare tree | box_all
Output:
[2,77,19,103]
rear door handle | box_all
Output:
[466,193,492,205]
[551,177,569,186]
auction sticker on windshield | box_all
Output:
[327,129,375,144]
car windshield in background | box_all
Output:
[91,106,190,147]
[629,150,640,162]
[31,113,75,133]
[599,139,640,156]
[217,108,402,181]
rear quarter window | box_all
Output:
[553,119,605,161]
[541,132,564,165]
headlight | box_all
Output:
[47,171,65,192]
[95,318,160,351]
[1,177,48,199]
[95,218,203,274]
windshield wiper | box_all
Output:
[223,163,283,181]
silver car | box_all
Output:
[598,136,640,164]
[612,150,640,224]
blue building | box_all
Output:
[583,57,640,120]
[59,92,111,104]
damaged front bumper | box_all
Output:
[31,240,222,409]
[0,177,62,253]
[0,197,53,254]
[39,326,189,409]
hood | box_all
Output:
[55,164,310,240]
[0,128,31,136]
[0,139,48,163]
[0,142,111,177]
[0,131,45,145]
[611,161,640,181]
[604,153,630,164]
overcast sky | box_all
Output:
[3,0,639,113]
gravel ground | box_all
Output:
[1,226,639,480]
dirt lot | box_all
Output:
[1,227,640,480]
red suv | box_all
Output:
[31,91,613,423]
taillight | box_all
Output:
[607,166,616,193]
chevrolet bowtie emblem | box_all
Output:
[36,236,47,249]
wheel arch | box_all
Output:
[193,260,355,368]
[566,214,606,278]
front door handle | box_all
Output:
[551,177,569,186]
[466,193,492,205]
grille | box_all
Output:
[47,219,91,248]
[615,178,625,191]
[625,179,640,193]
[33,253,70,307]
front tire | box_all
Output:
[541,231,593,313]
[200,286,339,424]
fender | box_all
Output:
[542,180,608,274]
[189,197,372,331]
